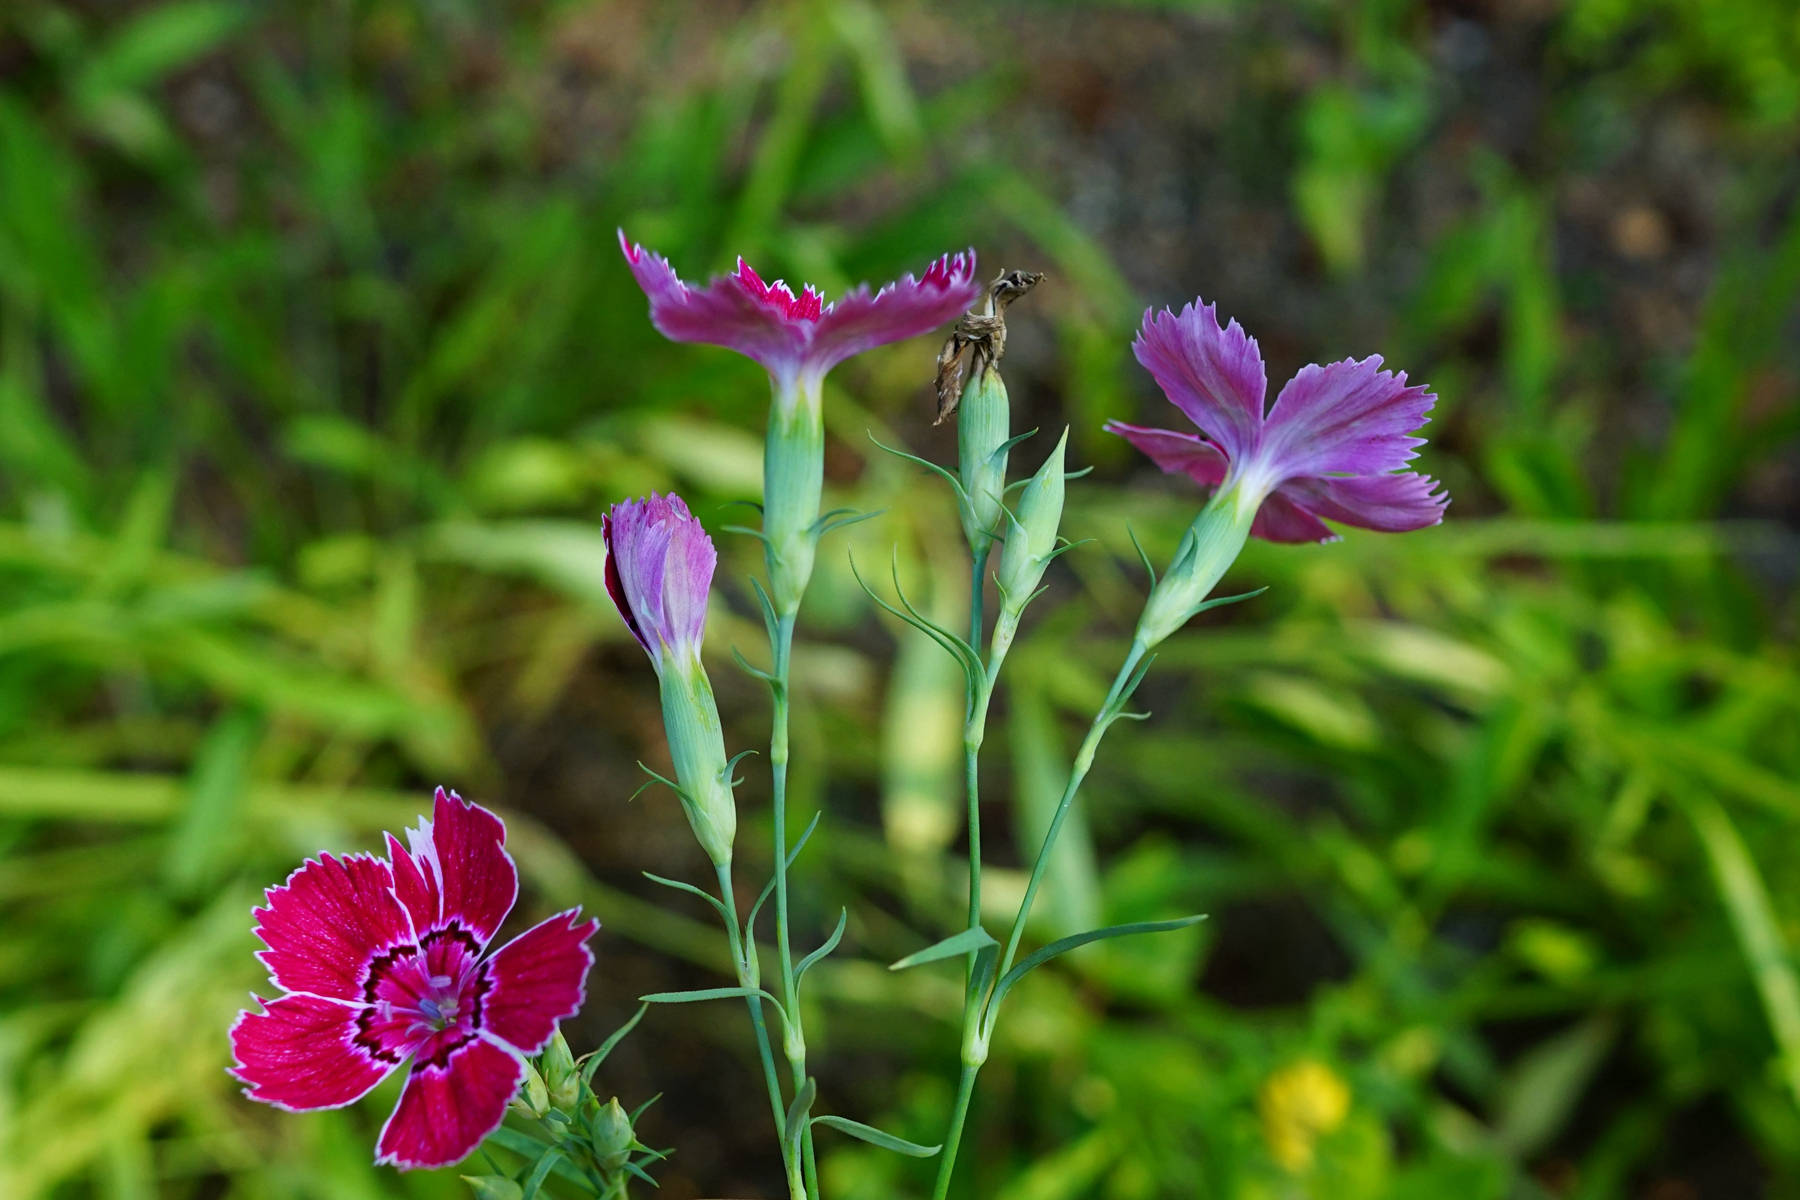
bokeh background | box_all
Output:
[3,0,1799,1197]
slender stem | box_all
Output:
[964,545,990,936]
[998,639,1147,978]
[803,1124,822,1200]
[768,607,817,1198]
[932,638,1148,1199]
[931,1064,980,1200]
[715,862,793,1185]
[770,610,800,1027]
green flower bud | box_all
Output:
[1134,480,1257,650]
[541,1029,579,1111]
[991,430,1068,661]
[957,364,1011,558]
[996,430,1067,606]
[461,1176,524,1200]
[764,374,825,617]
[511,1060,549,1118]
[591,1097,636,1173]
[658,653,737,867]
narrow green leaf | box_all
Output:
[991,916,1205,1009]
[580,1003,650,1085]
[889,926,997,971]
[518,1148,564,1200]
[811,1114,941,1157]
[641,872,731,924]
[795,908,848,984]
[640,986,784,1014]
[783,1076,818,1158]
[748,810,822,936]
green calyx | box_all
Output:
[956,365,1011,558]
[1133,481,1260,650]
[764,374,825,617]
[656,651,738,867]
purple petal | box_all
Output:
[1249,488,1341,544]
[660,505,717,654]
[1104,420,1229,487]
[603,492,715,661]
[1132,301,1267,462]
[1261,356,1435,478]
[1279,471,1449,534]
[619,232,810,381]
[806,250,982,377]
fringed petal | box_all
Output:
[1103,420,1230,487]
[253,853,411,1001]
[1132,301,1267,462]
[1279,470,1449,534]
[374,1036,524,1170]
[1262,356,1436,478]
[230,993,396,1112]
[805,249,981,377]
[482,910,598,1055]
[422,789,517,947]
[618,231,809,380]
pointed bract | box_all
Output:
[230,790,599,1171]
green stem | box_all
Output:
[931,1063,980,1200]
[964,546,990,935]
[769,608,817,1198]
[997,639,1148,980]
[715,861,793,1186]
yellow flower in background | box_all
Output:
[1259,1059,1352,1172]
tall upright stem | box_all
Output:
[768,608,816,1197]
[932,638,1148,1200]
[931,1064,981,1200]
[714,862,795,1193]
[963,546,989,935]
[997,640,1146,976]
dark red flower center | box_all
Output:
[354,924,492,1068]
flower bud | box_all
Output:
[957,363,1011,558]
[1133,479,1258,650]
[604,493,737,865]
[603,493,716,671]
[541,1029,579,1111]
[512,1060,550,1118]
[461,1176,524,1200]
[991,430,1068,661]
[763,375,825,617]
[995,429,1067,607]
[591,1096,636,1172]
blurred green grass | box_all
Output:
[1,1,1797,1197]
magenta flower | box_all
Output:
[618,232,982,391]
[229,788,598,1170]
[1106,299,1448,543]
[602,492,716,668]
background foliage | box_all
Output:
[2,0,1798,1197]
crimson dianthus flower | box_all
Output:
[229,788,598,1170]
